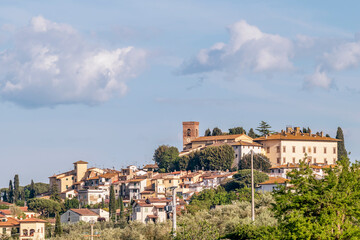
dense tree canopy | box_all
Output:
[199,145,235,171]
[153,145,180,172]
[27,198,62,217]
[272,158,360,239]
[224,169,269,192]
[212,127,223,136]
[239,153,271,172]
[228,127,246,135]
[204,128,211,136]
[248,128,257,138]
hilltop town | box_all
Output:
[0,121,346,239]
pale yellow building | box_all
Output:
[255,127,340,166]
[49,160,88,193]
[19,218,47,240]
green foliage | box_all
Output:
[336,126,347,160]
[204,128,211,136]
[119,197,124,219]
[8,180,14,203]
[224,170,269,192]
[15,200,25,207]
[13,175,20,201]
[302,127,310,133]
[239,153,271,172]
[27,198,62,217]
[272,158,360,239]
[109,185,116,221]
[64,198,79,210]
[28,180,36,199]
[248,128,258,138]
[256,121,273,136]
[228,127,246,135]
[50,183,61,202]
[212,127,222,136]
[54,213,62,237]
[198,145,234,171]
[153,145,180,172]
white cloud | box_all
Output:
[179,20,294,75]
[0,16,147,107]
[324,40,360,71]
[304,66,332,89]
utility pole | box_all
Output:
[251,150,255,222]
[170,186,177,236]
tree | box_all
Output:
[50,183,61,202]
[199,145,235,171]
[224,169,269,192]
[153,145,179,172]
[64,198,79,210]
[239,153,271,172]
[109,185,116,221]
[29,180,36,199]
[27,198,62,217]
[2,190,8,202]
[302,127,310,133]
[119,197,124,218]
[248,128,257,138]
[212,127,222,136]
[228,127,246,135]
[187,151,201,171]
[272,158,360,239]
[54,213,62,237]
[256,121,273,136]
[13,175,20,202]
[8,180,14,203]
[336,127,347,160]
[101,198,105,209]
[204,128,211,136]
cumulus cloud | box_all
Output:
[324,40,360,71]
[0,16,146,107]
[304,66,332,89]
[179,20,294,75]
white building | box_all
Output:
[60,209,99,224]
[77,187,109,205]
[257,177,288,192]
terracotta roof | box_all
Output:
[204,175,220,179]
[129,178,146,183]
[0,201,12,206]
[154,204,166,209]
[230,141,262,147]
[69,209,98,216]
[19,218,48,223]
[61,189,78,194]
[0,217,19,227]
[99,173,118,178]
[191,134,246,142]
[87,176,100,180]
[254,133,340,142]
[259,177,289,185]
[136,203,153,207]
[143,164,159,169]
[141,190,155,194]
[0,214,5,218]
[147,215,158,219]
[147,198,171,203]
[74,160,88,164]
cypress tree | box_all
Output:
[336,127,347,160]
[2,190,8,202]
[109,185,116,221]
[8,180,14,203]
[29,180,36,199]
[119,196,124,218]
[50,183,61,202]
[54,213,62,237]
[14,175,20,202]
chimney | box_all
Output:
[320,131,323,137]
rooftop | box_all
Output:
[69,209,98,216]
[259,177,289,185]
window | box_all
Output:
[303,147,306,153]
[313,147,316,153]
[277,158,280,164]
[308,147,311,153]
[235,154,238,158]
[314,158,317,163]
[292,146,295,153]
[333,147,336,154]
[66,185,68,189]
[169,180,172,183]
[333,158,336,164]
[159,208,164,212]
[283,157,286,163]
[324,147,327,154]
[3,228,6,234]
[267,147,270,153]
[276,146,280,153]
[283,146,286,153]
[187,129,191,136]
[292,157,295,164]
[324,158,327,164]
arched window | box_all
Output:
[30,229,35,236]
[187,129,191,137]
[23,229,28,236]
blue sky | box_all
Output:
[0,0,359,187]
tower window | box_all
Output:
[187,129,191,137]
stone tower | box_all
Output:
[183,121,199,149]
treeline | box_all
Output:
[204,121,273,138]
[154,144,235,172]
[0,175,49,205]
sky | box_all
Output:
[1,0,360,187]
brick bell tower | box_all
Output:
[182,121,199,149]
